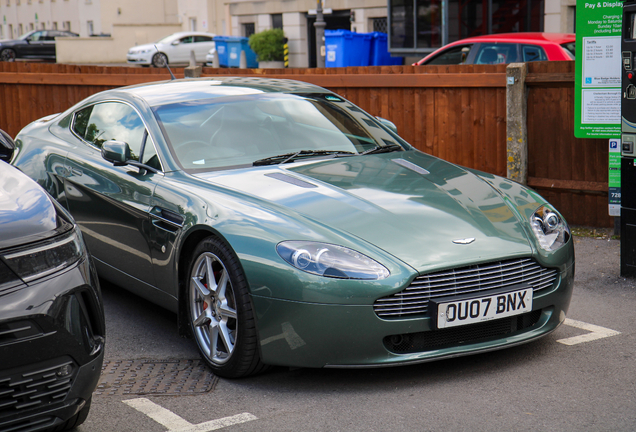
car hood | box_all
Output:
[194,152,536,272]
[0,162,58,249]
[129,43,158,53]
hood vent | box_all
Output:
[392,159,430,176]
[265,172,317,189]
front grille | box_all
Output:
[384,309,543,354]
[0,321,43,347]
[374,258,557,319]
[0,357,77,418]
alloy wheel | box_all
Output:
[189,251,238,365]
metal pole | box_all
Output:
[314,0,326,68]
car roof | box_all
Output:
[164,31,216,39]
[121,77,328,106]
[444,32,575,46]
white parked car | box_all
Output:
[127,32,216,67]
[205,47,217,66]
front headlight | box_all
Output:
[530,205,570,251]
[277,241,390,280]
[1,227,85,283]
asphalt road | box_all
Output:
[78,235,636,432]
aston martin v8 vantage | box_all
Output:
[12,77,574,377]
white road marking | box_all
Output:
[557,318,621,346]
[123,398,258,432]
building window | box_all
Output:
[243,23,255,38]
[8,25,13,37]
[189,18,197,31]
[272,14,283,29]
[389,0,544,53]
[87,20,94,35]
[53,22,58,30]
[41,23,45,29]
[64,21,71,31]
[0,25,3,39]
[18,24,23,35]
[373,17,388,33]
[29,23,34,31]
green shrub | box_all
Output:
[248,29,285,62]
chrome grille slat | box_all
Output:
[374,258,558,318]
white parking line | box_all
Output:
[123,398,258,432]
[557,318,621,346]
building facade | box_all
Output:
[0,0,577,65]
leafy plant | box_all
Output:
[248,29,285,62]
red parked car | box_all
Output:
[413,32,575,66]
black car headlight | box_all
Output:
[1,227,85,283]
[277,241,390,280]
[530,205,570,251]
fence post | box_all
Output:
[506,62,528,185]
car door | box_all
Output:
[64,101,159,288]
[193,36,215,62]
[169,36,194,63]
[18,31,46,58]
[422,44,475,65]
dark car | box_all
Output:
[0,131,105,431]
[0,30,79,62]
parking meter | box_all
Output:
[622,0,636,276]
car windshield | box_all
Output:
[153,93,404,170]
[155,34,177,44]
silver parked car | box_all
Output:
[127,31,216,67]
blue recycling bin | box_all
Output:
[213,36,230,67]
[214,36,258,68]
[370,32,403,66]
[325,30,372,67]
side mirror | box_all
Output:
[171,40,180,46]
[0,129,15,162]
[375,117,398,134]
[101,140,131,166]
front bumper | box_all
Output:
[252,260,574,368]
[126,53,153,65]
[0,257,105,431]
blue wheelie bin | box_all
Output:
[213,36,230,67]
[325,30,372,67]
[226,37,258,68]
[369,32,403,66]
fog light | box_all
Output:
[56,364,74,377]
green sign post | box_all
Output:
[574,1,623,216]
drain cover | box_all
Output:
[95,359,218,396]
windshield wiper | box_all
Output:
[253,150,355,166]
[361,143,404,155]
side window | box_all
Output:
[522,45,547,62]
[194,36,212,43]
[29,31,43,41]
[180,36,194,44]
[73,102,146,161]
[141,140,162,170]
[425,44,473,65]
[474,43,518,65]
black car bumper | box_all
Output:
[0,257,105,432]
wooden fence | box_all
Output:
[0,61,611,227]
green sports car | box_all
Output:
[11,77,574,378]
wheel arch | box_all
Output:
[176,225,247,337]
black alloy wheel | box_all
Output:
[0,48,16,62]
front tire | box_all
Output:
[152,52,168,68]
[186,237,267,378]
[0,48,16,62]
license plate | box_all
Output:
[436,288,533,329]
